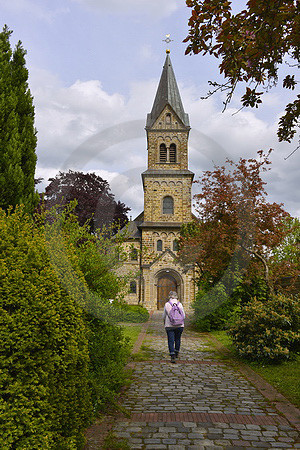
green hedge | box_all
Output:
[228,294,300,361]
[0,207,130,448]
[116,304,149,323]
[87,318,129,413]
[0,208,91,448]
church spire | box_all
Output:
[146,51,190,129]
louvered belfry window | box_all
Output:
[163,196,174,214]
[169,143,176,163]
[159,143,167,162]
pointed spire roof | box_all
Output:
[146,52,190,129]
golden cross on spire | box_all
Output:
[162,34,173,44]
[162,34,174,54]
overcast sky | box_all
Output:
[1,0,299,218]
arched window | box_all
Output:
[169,143,176,163]
[130,248,138,261]
[163,196,174,215]
[159,143,167,162]
[173,240,179,252]
[157,239,163,251]
[129,281,137,294]
[166,113,171,124]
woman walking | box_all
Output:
[163,291,185,363]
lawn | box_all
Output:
[120,324,142,350]
[211,330,300,408]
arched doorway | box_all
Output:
[157,271,180,310]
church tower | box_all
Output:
[118,51,196,311]
[143,51,193,225]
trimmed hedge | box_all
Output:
[87,318,129,413]
[228,294,300,361]
[0,207,130,448]
[0,208,91,448]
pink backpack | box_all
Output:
[168,300,184,326]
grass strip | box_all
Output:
[211,330,300,408]
[120,324,142,350]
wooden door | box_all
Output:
[157,275,177,310]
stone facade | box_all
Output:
[116,53,196,312]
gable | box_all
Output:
[149,248,182,269]
[151,105,187,130]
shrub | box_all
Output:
[0,207,91,449]
[193,298,240,331]
[87,317,129,413]
[116,304,150,323]
[228,294,300,361]
[192,279,240,331]
[0,207,130,448]
[54,206,125,301]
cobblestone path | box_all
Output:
[110,311,300,449]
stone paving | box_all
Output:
[110,311,300,449]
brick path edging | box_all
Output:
[128,412,289,426]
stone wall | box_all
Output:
[143,176,193,223]
[115,241,140,306]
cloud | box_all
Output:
[71,0,178,17]
[31,67,299,219]
[31,68,126,168]
[181,83,300,217]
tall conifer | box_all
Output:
[0,25,39,214]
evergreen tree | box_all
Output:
[0,25,39,214]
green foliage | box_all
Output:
[228,294,300,362]
[121,325,142,349]
[192,262,244,331]
[58,207,125,300]
[116,304,149,323]
[0,26,39,214]
[193,282,240,331]
[231,276,269,304]
[193,275,270,331]
[87,318,129,413]
[275,218,300,261]
[0,207,91,449]
[212,330,300,407]
[102,432,130,450]
[0,206,130,448]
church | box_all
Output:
[117,51,197,312]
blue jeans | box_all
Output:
[166,327,183,356]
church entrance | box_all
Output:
[157,273,178,310]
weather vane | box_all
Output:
[162,34,174,44]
